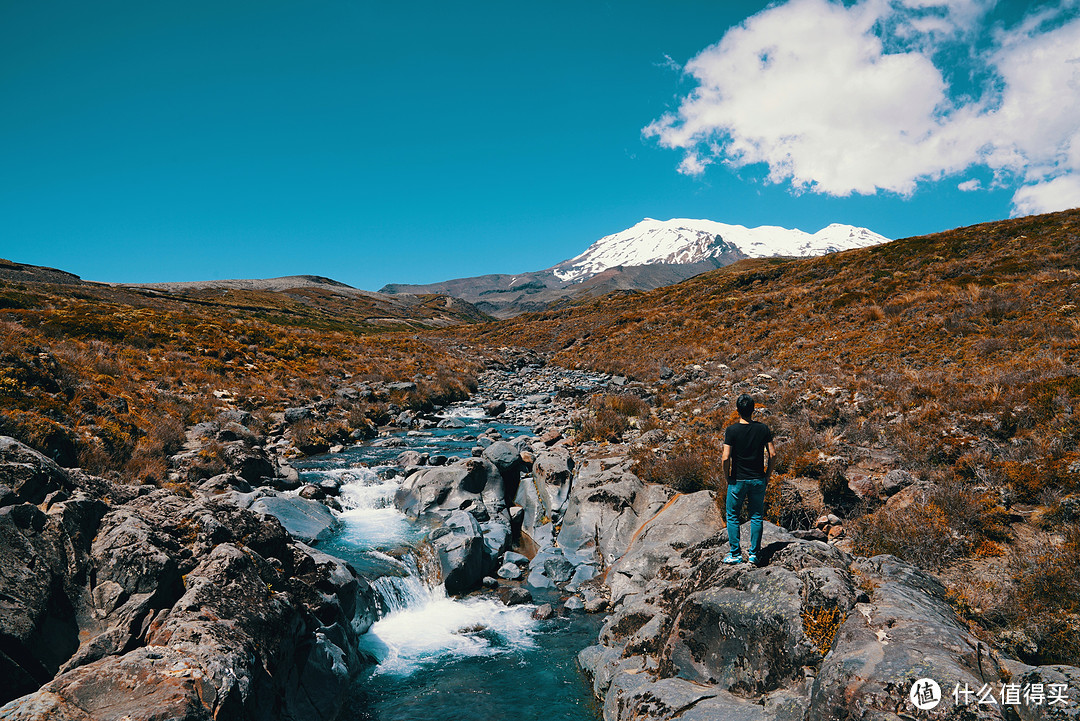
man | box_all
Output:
[721,393,776,566]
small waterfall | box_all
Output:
[294,406,603,721]
[370,553,438,615]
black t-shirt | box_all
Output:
[724,420,773,481]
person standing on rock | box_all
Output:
[722,393,776,566]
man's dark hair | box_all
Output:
[736,393,755,418]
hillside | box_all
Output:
[450,208,1080,662]
[382,217,887,317]
[0,263,487,479]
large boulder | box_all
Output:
[806,555,1007,721]
[557,458,672,567]
[431,511,486,595]
[249,494,341,544]
[220,443,275,484]
[0,490,109,704]
[395,457,509,520]
[1,486,378,719]
[482,441,524,503]
[0,436,73,506]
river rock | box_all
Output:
[497,562,522,580]
[432,510,486,595]
[220,443,275,484]
[0,436,73,506]
[557,458,671,566]
[502,587,533,606]
[0,476,378,719]
[484,401,506,417]
[437,417,466,429]
[395,457,509,520]
[396,450,425,467]
[533,603,554,620]
[480,520,511,568]
[249,495,341,544]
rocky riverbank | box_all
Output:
[3,355,1079,720]
[391,359,1080,721]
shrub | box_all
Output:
[634,450,720,494]
[850,502,961,570]
[801,606,845,654]
[1006,526,1080,664]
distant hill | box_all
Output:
[0,262,489,330]
[0,258,87,286]
[381,218,887,317]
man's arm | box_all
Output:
[722,444,732,485]
[764,441,777,482]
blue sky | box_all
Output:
[2,0,1078,289]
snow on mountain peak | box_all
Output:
[552,218,889,283]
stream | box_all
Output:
[293,405,602,721]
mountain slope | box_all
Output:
[551,218,887,282]
[381,217,888,317]
[448,207,1080,664]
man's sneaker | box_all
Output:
[722,553,742,564]
[747,553,759,566]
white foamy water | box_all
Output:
[329,469,415,550]
[442,405,487,419]
[359,589,538,676]
[312,454,541,677]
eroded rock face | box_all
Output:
[806,555,1006,721]
[0,436,74,506]
[395,457,509,520]
[564,460,1043,721]
[556,458,671,566]
[0,437,378,719]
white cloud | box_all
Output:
[645,0,1080,214]
[958,179,981,191]
[1011,175,1080,215]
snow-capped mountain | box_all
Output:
[381,216,891,318]
[552,218,889,283]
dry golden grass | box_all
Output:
[0,279,482,475]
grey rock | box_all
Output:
[526,567,554,589]
[250,495,340,544]
[556,458,670,565]
[806,555,1006,721]
[432,511,486,595]
[497,562,522,580]
[1010,664,1080,720]
[437,417,466,429]
[532,603,554,620]
[221,443,274,484]
[544,557,577,585]
[0,436,73,506]
[504,551,529,566]
[502,587,533,606]
[396,450,425,467]
[284,406,313,424]
[881,469,916,496]
[395,457,510,520]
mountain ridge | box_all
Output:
[381,217,888,317]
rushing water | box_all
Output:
[294,410,602,721]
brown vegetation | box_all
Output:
[0,278,482,478]
[447,208,1080,662]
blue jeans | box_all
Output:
[726,478,766,555]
